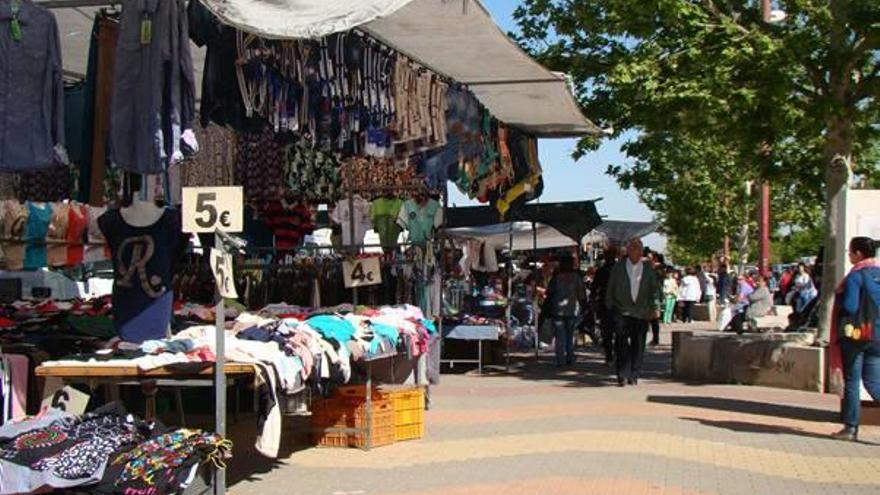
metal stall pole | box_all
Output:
[506,222,514,372]
[533,220,539,358]
[213,234,227,495]
[346,161,359,305]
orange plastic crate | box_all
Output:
[394,422,424,442]
[394,407,424,426]
[313,426,396,448]
[312,398,394,429]
[383,386,424,412]
[335,385,390,401]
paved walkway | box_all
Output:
[226,325,880,495]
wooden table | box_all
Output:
[36,363,256,421]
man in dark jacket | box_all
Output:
[591,246,619,364]
[606,238,662,386]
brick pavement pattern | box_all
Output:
[227,324,880,495]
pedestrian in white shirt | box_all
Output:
[678,267,703,323]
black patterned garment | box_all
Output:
[234,126,286,201]
[0,405,153,494]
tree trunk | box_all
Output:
[816,0,854,343]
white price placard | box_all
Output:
[42,384,90,415]
[210,249,239,298]
[343,257,383,288]
[182,187,243,233]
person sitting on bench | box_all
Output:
[729,276,773,334]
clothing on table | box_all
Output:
[0,405,152,495]
[369,197,403,249]
[111,0,196,174]
[99,208,185,343]
[1,200,28,270]
[66,203,88,265]
[24,202,52,270]
[0,354,28,422]
[397,198,442,244]
[331,196,371,246]
[0,0,66,172]
[46,202,69,267]
[85,205,108,262]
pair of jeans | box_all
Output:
[841,340,880,427]
[615,314,649,381]
[597,308,615,362]
[553,317,576,366]
[663,296,676,323]
[682,301,696,323]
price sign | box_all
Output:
[343,257,382,288]
[210,249,239,299]
[182,187,243,233]
[42,384,90,415]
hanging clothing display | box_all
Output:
[110,0,196,174]
[286,136,341,202]
[178,122,237,188]
[87,11,119,205]
[0,0,66,172]
[23,202,51,270]
[65,202,88,265]
[330,196,371,246]
[1,200,28,270]
[397,198,442,245]
[261,200,314,251]
[99,207,185,343]
[235,125,286,202]
[369,197,403,249]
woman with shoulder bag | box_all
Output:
[832,237,880,441]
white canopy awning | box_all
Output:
[47,0,599,136]
[197,0,600,137]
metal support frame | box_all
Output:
[213,233,227,495]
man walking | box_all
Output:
[606,238,662,386]
[591,245,619,364]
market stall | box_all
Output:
[440,202,602,369]
[1,0,599,493]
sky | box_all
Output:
[454,0,667,252]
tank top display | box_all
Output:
[23,202,51,270]
[85,206,108,262]
[47,203,70,267]
[99,208,183,343]
[2,201,28,270]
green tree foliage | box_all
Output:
[513,0,878,336]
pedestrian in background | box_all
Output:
[717,263,732,307]
[832,237,880,442]
[545,253,587,367]
[606,238,662,386]
[678,267,702,323]
[591,245,619,365]
[662,270,679,324]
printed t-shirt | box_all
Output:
[397,199,442,244]
[330,196,371,246]
[369,198,403,248]
[99,208,184,343]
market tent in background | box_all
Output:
[444,222,578,251]
[585,220,661,246]
[445,201,603,245]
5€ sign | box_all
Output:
[210,249,238,299]
[182,187,243,234]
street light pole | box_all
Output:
[757,0,774,278]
